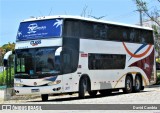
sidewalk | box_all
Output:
[0,89,4,103]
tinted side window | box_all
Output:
[63,19,154,44]
[108,25,131,42]
[140,30,146,43]
[62,51,72,74]
[63,20,80,38]
[93,24,108,40]
[80,21,94,39]
[129,29,154,44]
[122,27,130,42]
[62,38,80,74]
[88,54,126,70]
[141,30,154,44]
[108,25,120,41]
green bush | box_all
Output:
[156,72,160,85]
[0,70,6,85]
[0,68,14,86]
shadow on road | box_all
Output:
[28,90,149,103]
[146,85,160,88]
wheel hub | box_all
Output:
[127,79,131,90]
[135,78,140,90]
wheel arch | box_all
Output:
[126,73,133,84]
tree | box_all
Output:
[134,0,160,56]
[0,42,15,66]
[80,5,106,19]
[134,0,160,26]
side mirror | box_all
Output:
[3,59,8,67]
[3,51,14,67]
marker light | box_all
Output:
[48,80,61,86]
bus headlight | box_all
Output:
[48,80,61,86]
[14,83,23,87]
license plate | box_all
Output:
[31,89,40,93]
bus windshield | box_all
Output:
[15,47,61,78]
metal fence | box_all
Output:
[0,55,14,88]
[0,66,3,73]
[6,55,14,88]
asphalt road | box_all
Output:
[34,86,160,104]
[1,85,160,113]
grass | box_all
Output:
[0,70,6,86]
[156,71,160,85]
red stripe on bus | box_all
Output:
[81,54,88,57]
[122,42,152,58]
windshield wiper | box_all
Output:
[15,73,30,79]
[42,70,60,74]
[15,73,29,76]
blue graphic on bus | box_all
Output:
[17,19,63,41]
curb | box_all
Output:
[0,89,4,103]
[146,85,160,88]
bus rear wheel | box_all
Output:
[41,94,48,101]
[133,76,142,92]
[79,77,88,99]
[123,76,133,93]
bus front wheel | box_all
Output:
[79,77,88,99]
[41,94,48,101]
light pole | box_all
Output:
[136,0,147,26]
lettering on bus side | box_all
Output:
[30,40,41,46]
[81,53,88,57]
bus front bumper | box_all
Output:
[14,85,62,95]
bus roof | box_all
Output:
[22,15,153,31]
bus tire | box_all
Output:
[133,75,142,92]
[79,77,88,99]
[123,76,133,93]
[88,90,97,97]
[41,94,48,101]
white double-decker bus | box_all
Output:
[5,15,156,101]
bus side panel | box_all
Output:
[129,49,154,81]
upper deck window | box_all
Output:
[63,19,154,44]
[17,19,63,41]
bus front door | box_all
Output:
[61,51,73,92]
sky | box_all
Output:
[0,0,159,46]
